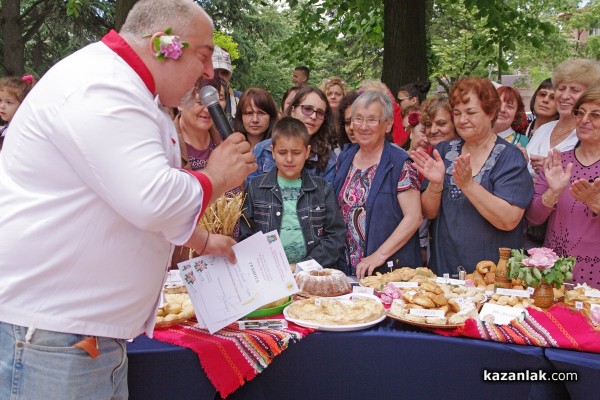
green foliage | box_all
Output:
[213,32,240,61]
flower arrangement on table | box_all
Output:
[507,247,575,289]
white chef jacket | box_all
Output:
[0,31,212,339]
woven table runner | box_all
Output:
[433,304,600,353]
[152,317,314,398]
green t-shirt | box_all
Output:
[277,176,306,264]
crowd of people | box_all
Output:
[0,0,599,396]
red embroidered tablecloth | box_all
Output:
[152,318,314,398]
[433,303,600,353]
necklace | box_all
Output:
[550,124,575,148]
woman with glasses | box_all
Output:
[234,88,278,149]
[334,91,422,277]
[397,80,431,111]
[525,78,558,139]
[419,94,458,147]
[526,85,600,286]
[411,77,534,275]
[526,59,600,178]
[248,85,337,185]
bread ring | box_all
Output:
[476,260,496,274]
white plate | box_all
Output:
[283,293,386,332]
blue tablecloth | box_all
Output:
[127,318,572,400]
[545,348,600,400]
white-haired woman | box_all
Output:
[333,90,422,278]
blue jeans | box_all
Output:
[0,321,128,400]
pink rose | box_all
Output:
[524,247,559,269]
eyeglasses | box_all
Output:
[298,105,326,120]
[344,118,352,126]
[572,108,600,123]
[352,117,383,127]
[397,96,414,101]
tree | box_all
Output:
[284,0,428,95]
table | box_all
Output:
[127,318,576,399]
[545,348,600,400]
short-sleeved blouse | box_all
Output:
[338,161,419,270]
[526,148,600,286]
[429,137,534,275]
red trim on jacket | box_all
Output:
[183,170,213,222]
[101,30,155,94]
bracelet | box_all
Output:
[199,232,210,255]
[427,184,443,194]
[542,191,558,208]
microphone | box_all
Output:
[198,85,233,140]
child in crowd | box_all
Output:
[0,75,36,150]
[292,66,309,86]
[240,117,345,268]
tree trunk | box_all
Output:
[381,0,428,96]
[1,0,25,75]
[115,0,140,31]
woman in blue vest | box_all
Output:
[334,90,423,278]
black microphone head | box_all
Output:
[198,85,220,107]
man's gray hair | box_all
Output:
[120,0,211,45]
[351,90,394,120]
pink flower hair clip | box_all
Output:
[22,75,33,84]
[152,27,189,61]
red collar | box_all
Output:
[101,30,155,94]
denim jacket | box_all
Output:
[245,138,337,186]
[333,142,421,274]
[240,168,346,268]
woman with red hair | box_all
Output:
[411,78,534,275]
[493,86,529,147]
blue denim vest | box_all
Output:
[333,142,420,274]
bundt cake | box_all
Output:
[295,268,351,297]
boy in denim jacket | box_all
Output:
[241,117,345,268]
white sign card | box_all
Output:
[178,231,299,333]
[479,303,527,325]
[295,259,323,273]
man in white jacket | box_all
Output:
[0,0,255,398]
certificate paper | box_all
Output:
[178,231,298,333]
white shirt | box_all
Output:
[525,120,579,178]
[0,35,210,339]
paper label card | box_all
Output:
[353,286,374,295]
[495,288,530,298]
[584,290,600,298]
[390,282,419,288]
[479,303,527,325]
[409,308,446,317]
[295,259,323,273]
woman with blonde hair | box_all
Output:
[527,58,600,177]
[526,85,600,285]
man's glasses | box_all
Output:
[572,108,600,124]
[298,105,326,120]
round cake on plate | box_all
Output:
[295,268,351,297]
